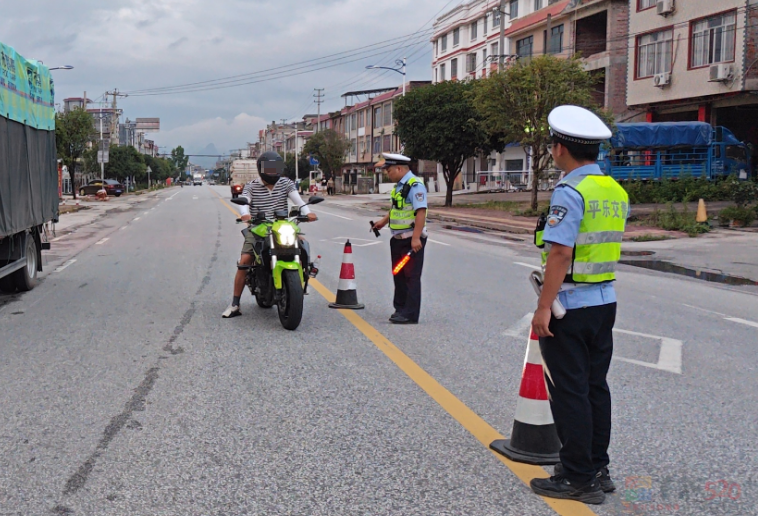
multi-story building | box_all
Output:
[626,0,758,156]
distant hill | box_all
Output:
[189,143,223,169]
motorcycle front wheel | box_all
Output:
[278,269,304,331]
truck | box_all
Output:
[0,42,58,293]
[192,173,203,186]
[229,159,259,198]
[599,122,752,181]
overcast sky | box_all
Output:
[2,0,449,161]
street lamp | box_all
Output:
[366,57,407,96]
[48,65,74,71]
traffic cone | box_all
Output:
[490,327,561,465]
[328,240,365,310]
[696,198,708,223]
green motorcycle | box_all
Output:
[231,196,324,330]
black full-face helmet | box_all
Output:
[257,151,284,185]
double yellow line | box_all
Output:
[212,189,598,516]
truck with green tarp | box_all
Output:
[0,41,58,292]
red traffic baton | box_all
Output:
[392,251,413,276]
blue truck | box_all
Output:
[599,122,752,181]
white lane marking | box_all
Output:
[55,259,77,272]
[95,238,109,245]
[166,192,179,201]
[143,211,150,216]
[502,313,533,338]
[133,217,140,221]
[330,237,381,247]
[192,196,198,200]
[428,238,451,246]
[52,236,65,242]
[725,317,758,329]
[683,304,758,329]
[514,262,541,270]
[312,209,352,220]
[120,226,128,231]
[613,328,682,374]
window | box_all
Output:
[505,159,524,171]
[383,102,392,126]
[351,139,357,155]
[466,53,477,73]
[516,36,533,58]
[373,136,381,154]
[383,135,391,152]
[493,9,501,28]
[534,0,542,11]
[638,0,655,10]
[441,34,447,52]
[691,12,737,68]
[483,15,488,34]
[453,27,460,46]
[636,29,673,78]
[547,24,564,54]
[492,42,499,59]
[374,106,382,128]
[451,58,458,80]
[435,67,438,83]
[441,63,446,80]
[351,113,357,131]
[471,21,478,41]
[360,138,366,154]
[358,110,364,127]
[510,0,519,19]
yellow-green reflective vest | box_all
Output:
[539,172,629,283]
[389,177,424,230]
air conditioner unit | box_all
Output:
[653,72,671,87]
[709,63,734,82]
[656,0,674,15]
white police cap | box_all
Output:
[548,105,612,145]
[376,152,411,168]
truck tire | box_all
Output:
[12,233,38,292]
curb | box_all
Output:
[427,213,532,235]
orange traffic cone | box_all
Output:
[328,240,365,310]
[490,327,561,465]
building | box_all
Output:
[62,97,91,112]
[626,0,758,160]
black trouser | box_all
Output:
[539,303,616,485]
[389,236,426,321]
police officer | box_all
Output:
[529,106,629,505]
[371,153,428,324]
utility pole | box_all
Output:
[499,0,506,72]
[105,89,128,145]
[402,57,407,96]
[314,88,325,133]
[281,118,288,162]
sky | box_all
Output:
[1,0,453,163]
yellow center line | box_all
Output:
[212,192,598,516]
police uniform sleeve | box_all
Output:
[542,186,584,248]
[409,181,428,212]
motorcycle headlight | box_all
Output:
[275,225,296,246]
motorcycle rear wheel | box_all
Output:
[278,269,304,331]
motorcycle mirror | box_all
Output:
[308,196,325,205]
[230,197,249,206]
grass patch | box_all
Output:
[630,234,673,242]
[639,203,710,238]
[454,201,521,212]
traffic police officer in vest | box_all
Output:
[530,105,629,505]
[371,153,428,324]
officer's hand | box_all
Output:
[240,214,251,221]
[373,220,386,231]
[411,237,422,253]
[307,213,318,222]
[531,307,554,338]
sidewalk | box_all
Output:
[55,189,165,233]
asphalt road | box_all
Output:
[0,185,756,515]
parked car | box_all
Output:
[80,179,123,197]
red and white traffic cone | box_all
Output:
[328,240,365,310]
[490,327,561,465]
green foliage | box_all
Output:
[622,176,758,205]
[302,129,349,181]
[283,152,311,181]
[471,55,607,210]
[630,234,673,242]
[455,200,521,212]
[645,203,710,237]
[104,145,147,182]
[719,205,756,226]
[394,80,495,207]
[144,155,177,182]
[170,146,190,173]
[56,108,96,197]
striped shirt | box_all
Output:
[241,178,297,219]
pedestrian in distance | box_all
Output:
[529,105,629,505]
[370,153,428,324]
[327,177,335,196]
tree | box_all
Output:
[394,80,497,207]
[144,155,177,182]
[283,152,311,182]
[472,55,606,211]
[302,129,349,181]
[105,145,146,183]
[56,108,95,199]
[170,145,189,176]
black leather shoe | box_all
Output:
[389,314,417,324]
[554,464,616,493]
[530,475,605,505]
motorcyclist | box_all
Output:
[222,151,317,318]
